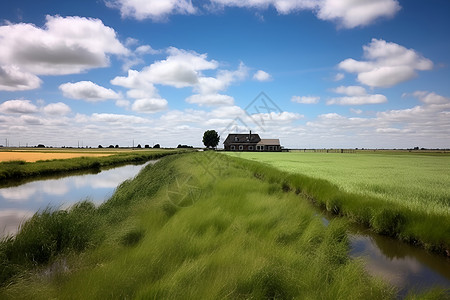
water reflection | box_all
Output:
[0,161,154,237]
[349,228,450,297]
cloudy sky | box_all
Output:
[0,0,449,149]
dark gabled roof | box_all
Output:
[224,133,261,144]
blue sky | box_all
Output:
[0,0,449,148]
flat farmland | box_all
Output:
[226,151,450,253]
[226,151,450,216]
[0,150,112,162]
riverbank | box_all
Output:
[0,152,446,298]
[0,149,184,183]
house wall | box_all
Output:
[225,144,281,152]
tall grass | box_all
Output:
[1,152,447,299]
[0,152,401,299]
[226,152,450,255]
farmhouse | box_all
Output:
[223,132,281,152]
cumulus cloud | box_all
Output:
[113,47,218,89]
[135,45,161,55]
[131,98,168,113]
[0,65,42,91]
[59,81,121,102]
[0,99,38,114]
[253,70,272,81]
[291,96,319,104]
[412,91,450,105]
[42,102,71,116]
[317,0,401,28]
[327,85,387,105]
[186,94,234,106]
[209,0,400,28]
[108,0,197,21]
[0,15,128,80]
[338,39,433,88]
[112,47,247,107]
[106,0,400,28]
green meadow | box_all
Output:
[226,151,450,253]
[0,152,401,299]
[0,152,448,299]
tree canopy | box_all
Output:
[203,130,220,149]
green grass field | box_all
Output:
[226,151,450,252]
[0,152,402,299]
[0,152,447,298]
[226,152,450,216]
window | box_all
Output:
[249,146,253,150]
[234,137,239,142]
[231,145,235,150]
[239,145,243,150]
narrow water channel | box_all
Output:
[0,161,155,237]
[321,215,450,297]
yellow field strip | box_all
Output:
[0,152,112,162]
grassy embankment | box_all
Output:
[0,151,417,299]
[226,152,450,255]
[0,149,183,183]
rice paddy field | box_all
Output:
[226,151,450,252]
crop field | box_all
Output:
[0,148,183,182]
[226,151,450,217]
[226,151,450,253]
[0,151,112,162]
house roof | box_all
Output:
[257,139,280,146]
[224,133,261,144]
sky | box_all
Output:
[0,0,449,149]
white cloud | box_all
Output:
[0,65,42,91]
[106,0,400,28]
[91,113,151,123]
[0,99,38,114]
[291,96,319,104]
[251,111,303,122]
[317,0,401,28]
[0,16,129,76]
[339,39,433,87]
[332,85,367,96]
[253,70,272,81]
[412,91,450,105]
[333,73,345,81]
[135,45,160,55]
[131,98,168,113]
[43,102,71,116]
[108,0,197,21]
[112,48,248,108]
[186,94,234,106]
[327,94,387,105]
[114,47,218,89]
[328,85,387,105]
[59,81,121,102]
[209,0,400,28]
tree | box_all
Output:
[203,130,220,149]
[153,144,160,148]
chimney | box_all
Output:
[249,130,252,141]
